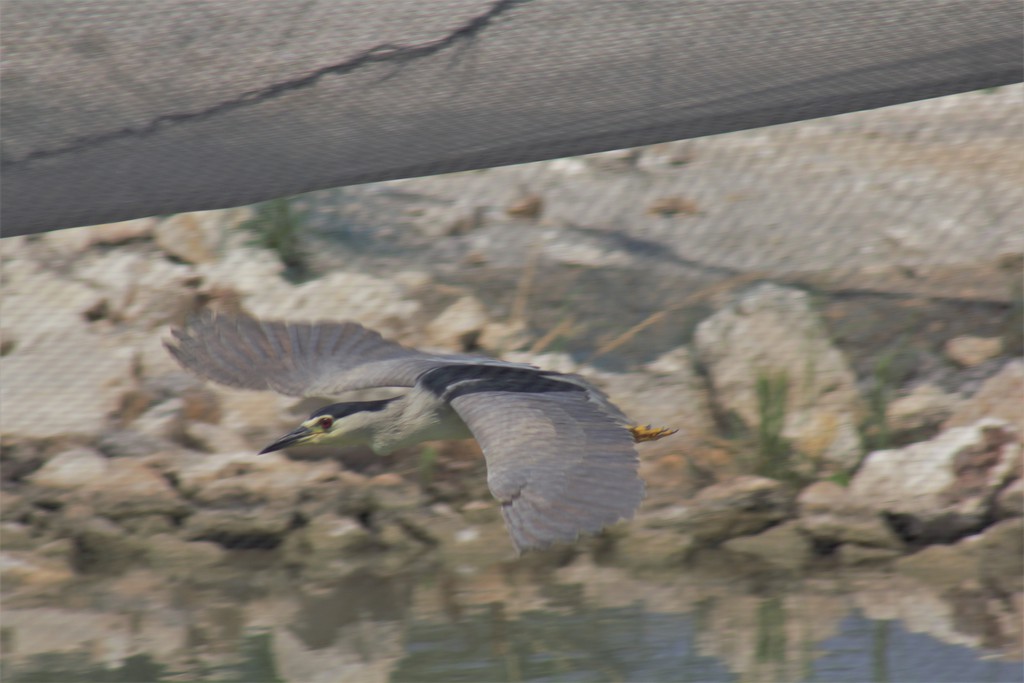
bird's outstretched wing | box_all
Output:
[439,367,644,552]
[166,311,459,397]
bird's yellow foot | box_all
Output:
[628,424,678,443]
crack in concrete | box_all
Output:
[6,0,526,166]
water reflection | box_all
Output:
[3,560,1020,683]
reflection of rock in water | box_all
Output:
[2,562,1021,682]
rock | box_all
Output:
[426,296,489,350]
[0,523,35,550]
[73,249,196,328]
[694,284,862,470]
[183,506,294,546]
[995,478,1023,518]
[797,481,904,550]
[145,534,226,576]
[195,246,285,297]
[176,451,342,547]
[976,518,1024,594]
[183,421,253,454]
[478,319,531,352]
[886,383,960,434]
[1,331,134,440]
[945,360,1023,430]
[722,521,813,571]
[206,389,294,444]
[591,349,715,456]
[668,476,795,545]
[130,398,186,442]
[505,194,544,220]
[837,544,902,566]
[69,517,147,573]
[945,335,1003,367]
[0,259,105,348]
[29,448,109,490]
[96,429,177,459]
[849,419,1021,542]
[40,219,155,251]
[245,271,420,340]
[613,528,694,569]
[154,211,222,264]
[180,451,339,507]
[0,551,75,594]
[281,514,375,569]
[895,543,978,590]
[84,458,187,519]
[647,196,700,217]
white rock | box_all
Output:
[426,296,489,350]
[1,333,134,439]
[849,419,1021,541]
[195,246,286,297]
[945,360,1023,431]
[944,335,1003,367]
[131,398,185,442]
[154,211,227,264]
[0,258,105,347]
[73,250,195,328]
[83,458,187,518]
[587,353,715,453]
[30,448,110,489]
[886,383,960,433]
[245,272,420,339]
[694,284,862,469]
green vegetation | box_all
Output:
[860,349,898,453]
[753,369,794,480]
[241,197,308,272]
[417,446,440,489]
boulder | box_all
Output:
[244,271,420,340]
[589,347,715,456]
[281,513,376,570]
[183,506,294,546]
[894,543,978,590]
[0,551,75,595]
[145,534,226,576]
[39,218,156,251]
[652,476,795,545]
[154,211,221,264]
[694,284,862,470]
[1,332,134,439]
[885,383,960,435]
[29,447,109,490]
[796,481,904,550]
[722,520,814,571]
[72,249,195,328]
[995,478,1023,519]
[849,419,1021,542]
[976,517,1024,594]
[0,257,105,348]
[836,544,902,566]
[944,335,1003,367]
[85,458,188,519]
[945,360,1023,431]
[426,295,489,350]
[68,517,147,573]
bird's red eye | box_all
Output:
[318,416,333,429]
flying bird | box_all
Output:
[166,311,676,552]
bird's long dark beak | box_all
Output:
[259,425,313,454]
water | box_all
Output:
[3,558,1020,683]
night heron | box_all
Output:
[166,311,676,552]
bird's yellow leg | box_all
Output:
[628,424,678,443]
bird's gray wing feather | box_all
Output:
[448,386,643,552]
[166,311,461,396]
